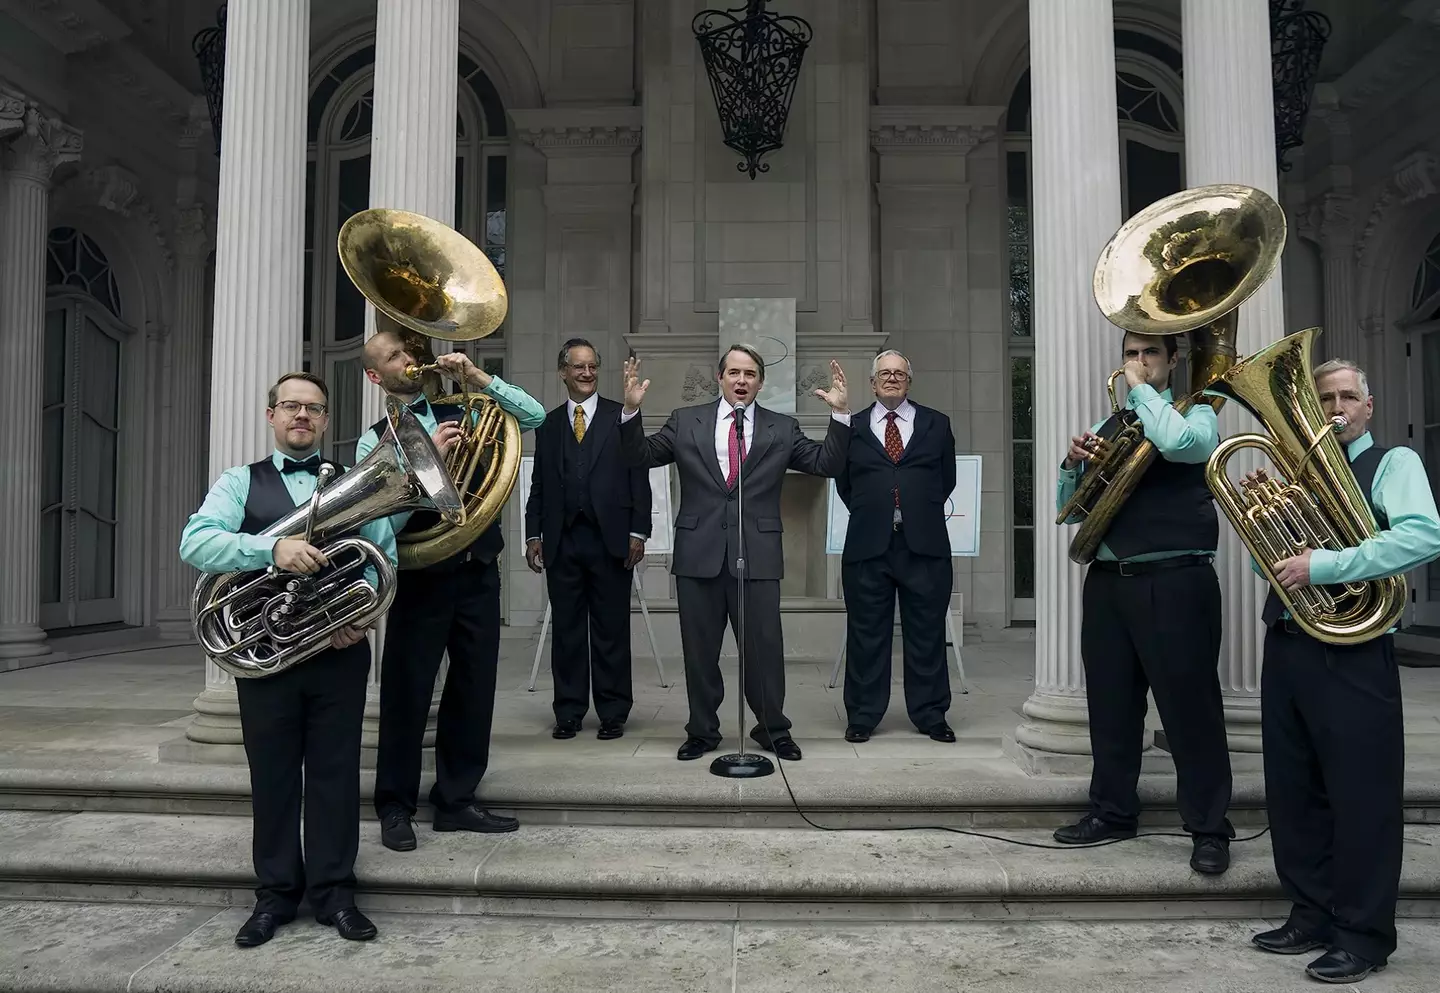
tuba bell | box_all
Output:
[1057,184,1288,564]
[337,208,522,570]
[191,399,463,678]
[1204,326,1406,644]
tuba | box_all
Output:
[337,208,521,570]
[192,399,464,678]
[1204,326,1406,644]
[1057,184,1288,563]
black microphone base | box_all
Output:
[709,752,774,778]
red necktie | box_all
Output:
[726,410,747,489]
[885,411,903,512]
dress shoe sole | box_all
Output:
[235,932,275,949]
[677,745,718,761]
[381,835,417,852]
[1251,937,1324,956]
[318,919,378,942]
[1052,829,1137,845]
[1305,964,1383,983]
[433,819,519,834]
[597,729,624,740]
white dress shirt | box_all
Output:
[870,399,915,448]
[568,392,598,434]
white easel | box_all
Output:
[527,565,669,691]
[827,595,968,693]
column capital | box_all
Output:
[1,102,82,184]
[174,202,212,261]
[510,108,643,158]
[869,106,1003,155]
[1300,191,1356,252]
[1394,149,1440,204]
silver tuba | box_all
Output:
[191,397,463,679]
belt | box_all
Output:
[1090,554,1213,577]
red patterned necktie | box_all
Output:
[726,410,747,489]
[885,411,903,515]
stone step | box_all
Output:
[4,809,1440,923]
[7,902,1440,993]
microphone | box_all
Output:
[732,400,746,444]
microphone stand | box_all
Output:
[710,400,774,779]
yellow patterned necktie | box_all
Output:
[573,405,586,442]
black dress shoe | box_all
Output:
[844,725,872,743]
[234,910,290,948]
[1190,835,1230,875]
[317,906,378,942]
[677,737,718,761]
[433,804,519,833]
[1051,813,1137,845]
[380,809,416,852]
[1305,948,1385,983]
[597,720,624,740]
[1252,923,1326,955]
[924,724,956,743]
[759,736,803,761]
[552,719,582,739]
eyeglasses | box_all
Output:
[566,363,600,373]
[273,401,329,417]
[874,370,910,382]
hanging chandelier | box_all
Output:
[1270,0,1331,172]
[192,3,228,156]
[693,0,813,180]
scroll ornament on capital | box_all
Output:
[2,103,82,183]
[174,203,211,260]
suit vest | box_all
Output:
[1262,443,1389,626]
[370,404,503,571]
[562,416,597,526]
[1102,457,1218,559]
[239,457,347,535]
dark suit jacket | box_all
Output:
[836,401,956,563]
[525,395,652,563]
[619,401,851,581]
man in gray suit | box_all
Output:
[619,345,852,762]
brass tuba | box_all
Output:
[1057,184,1288,564]
[337,207,521,570]
[1204,326,1406,644]
[192,399,464,678]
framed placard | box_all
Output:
[518,457,674,556]
[825,455,983,556]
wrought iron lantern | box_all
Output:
[192,4,227,156]
[1270,0,1331,171]
[693,0,813,180]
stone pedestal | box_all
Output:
[182,0,310,751]
[0,94,81,667]
[1182,0,1286,751]
[1007,0,1124,769]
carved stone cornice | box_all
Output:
[72,45,197,128]
[0,0,132,54]
[869,106,1004,155]
[1358,149,1440,264]
[1327,3,1440,111]
[510,108,644,158]
[1,103,82,184]
[51,165,176,274]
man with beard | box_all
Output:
[357,326,545,851]
[524,338,652,740]
[181,372,393,947]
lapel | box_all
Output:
[857,404,887,458]
[587,396,618,455]
[902,403,931,462]
[693,402,728,490]
[746,405,777,469]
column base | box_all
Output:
[1004,688,1154,776]
[0,623,56,662]
[154,609,197,641]
[1222,693,1264,753]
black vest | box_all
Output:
[1103,457,1219,559]
[370,403,503,572]
[562,415,597,526]
[1262,443,1389,626]
[239,457,346,535]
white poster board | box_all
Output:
[825,455,983,556]
[518,457,674,555]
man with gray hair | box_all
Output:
[834,349,957,742]
[1247,356,1440,983]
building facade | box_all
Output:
[2,0,1439,753]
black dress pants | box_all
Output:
[234,640,370,917]
[1080,560,1233,838]
[374,557,501,816]
[1262,622,1404,964]
[546,517,634,725]
[841,529,953,731]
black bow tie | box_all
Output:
[281,456,323,475]
[409,397,430,415]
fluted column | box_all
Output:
[1008,0,1123,764]
[1182,0,1284,750]
[0,96,82,666]
[155,204,213,638]
[184,0,309,749]
[1318,193,1361,363]
[361,0,460,427]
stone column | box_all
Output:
[1182,0,1284,750]
[0,96,82,667]
[1317,192,1360,363]
[1007,0,1123,768]
[361,0,460,427]
[183,0,310,752]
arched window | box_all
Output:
[1003,31,1185,618]
[1411,230,1440,321]
[1402,229,1440,621]
[305,45,510,463]
[43,227,130,629]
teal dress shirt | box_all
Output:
[354,376,546,530]
[1055,383,1220,562]
[179,449,398,585]
[1252,432,1440,608]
